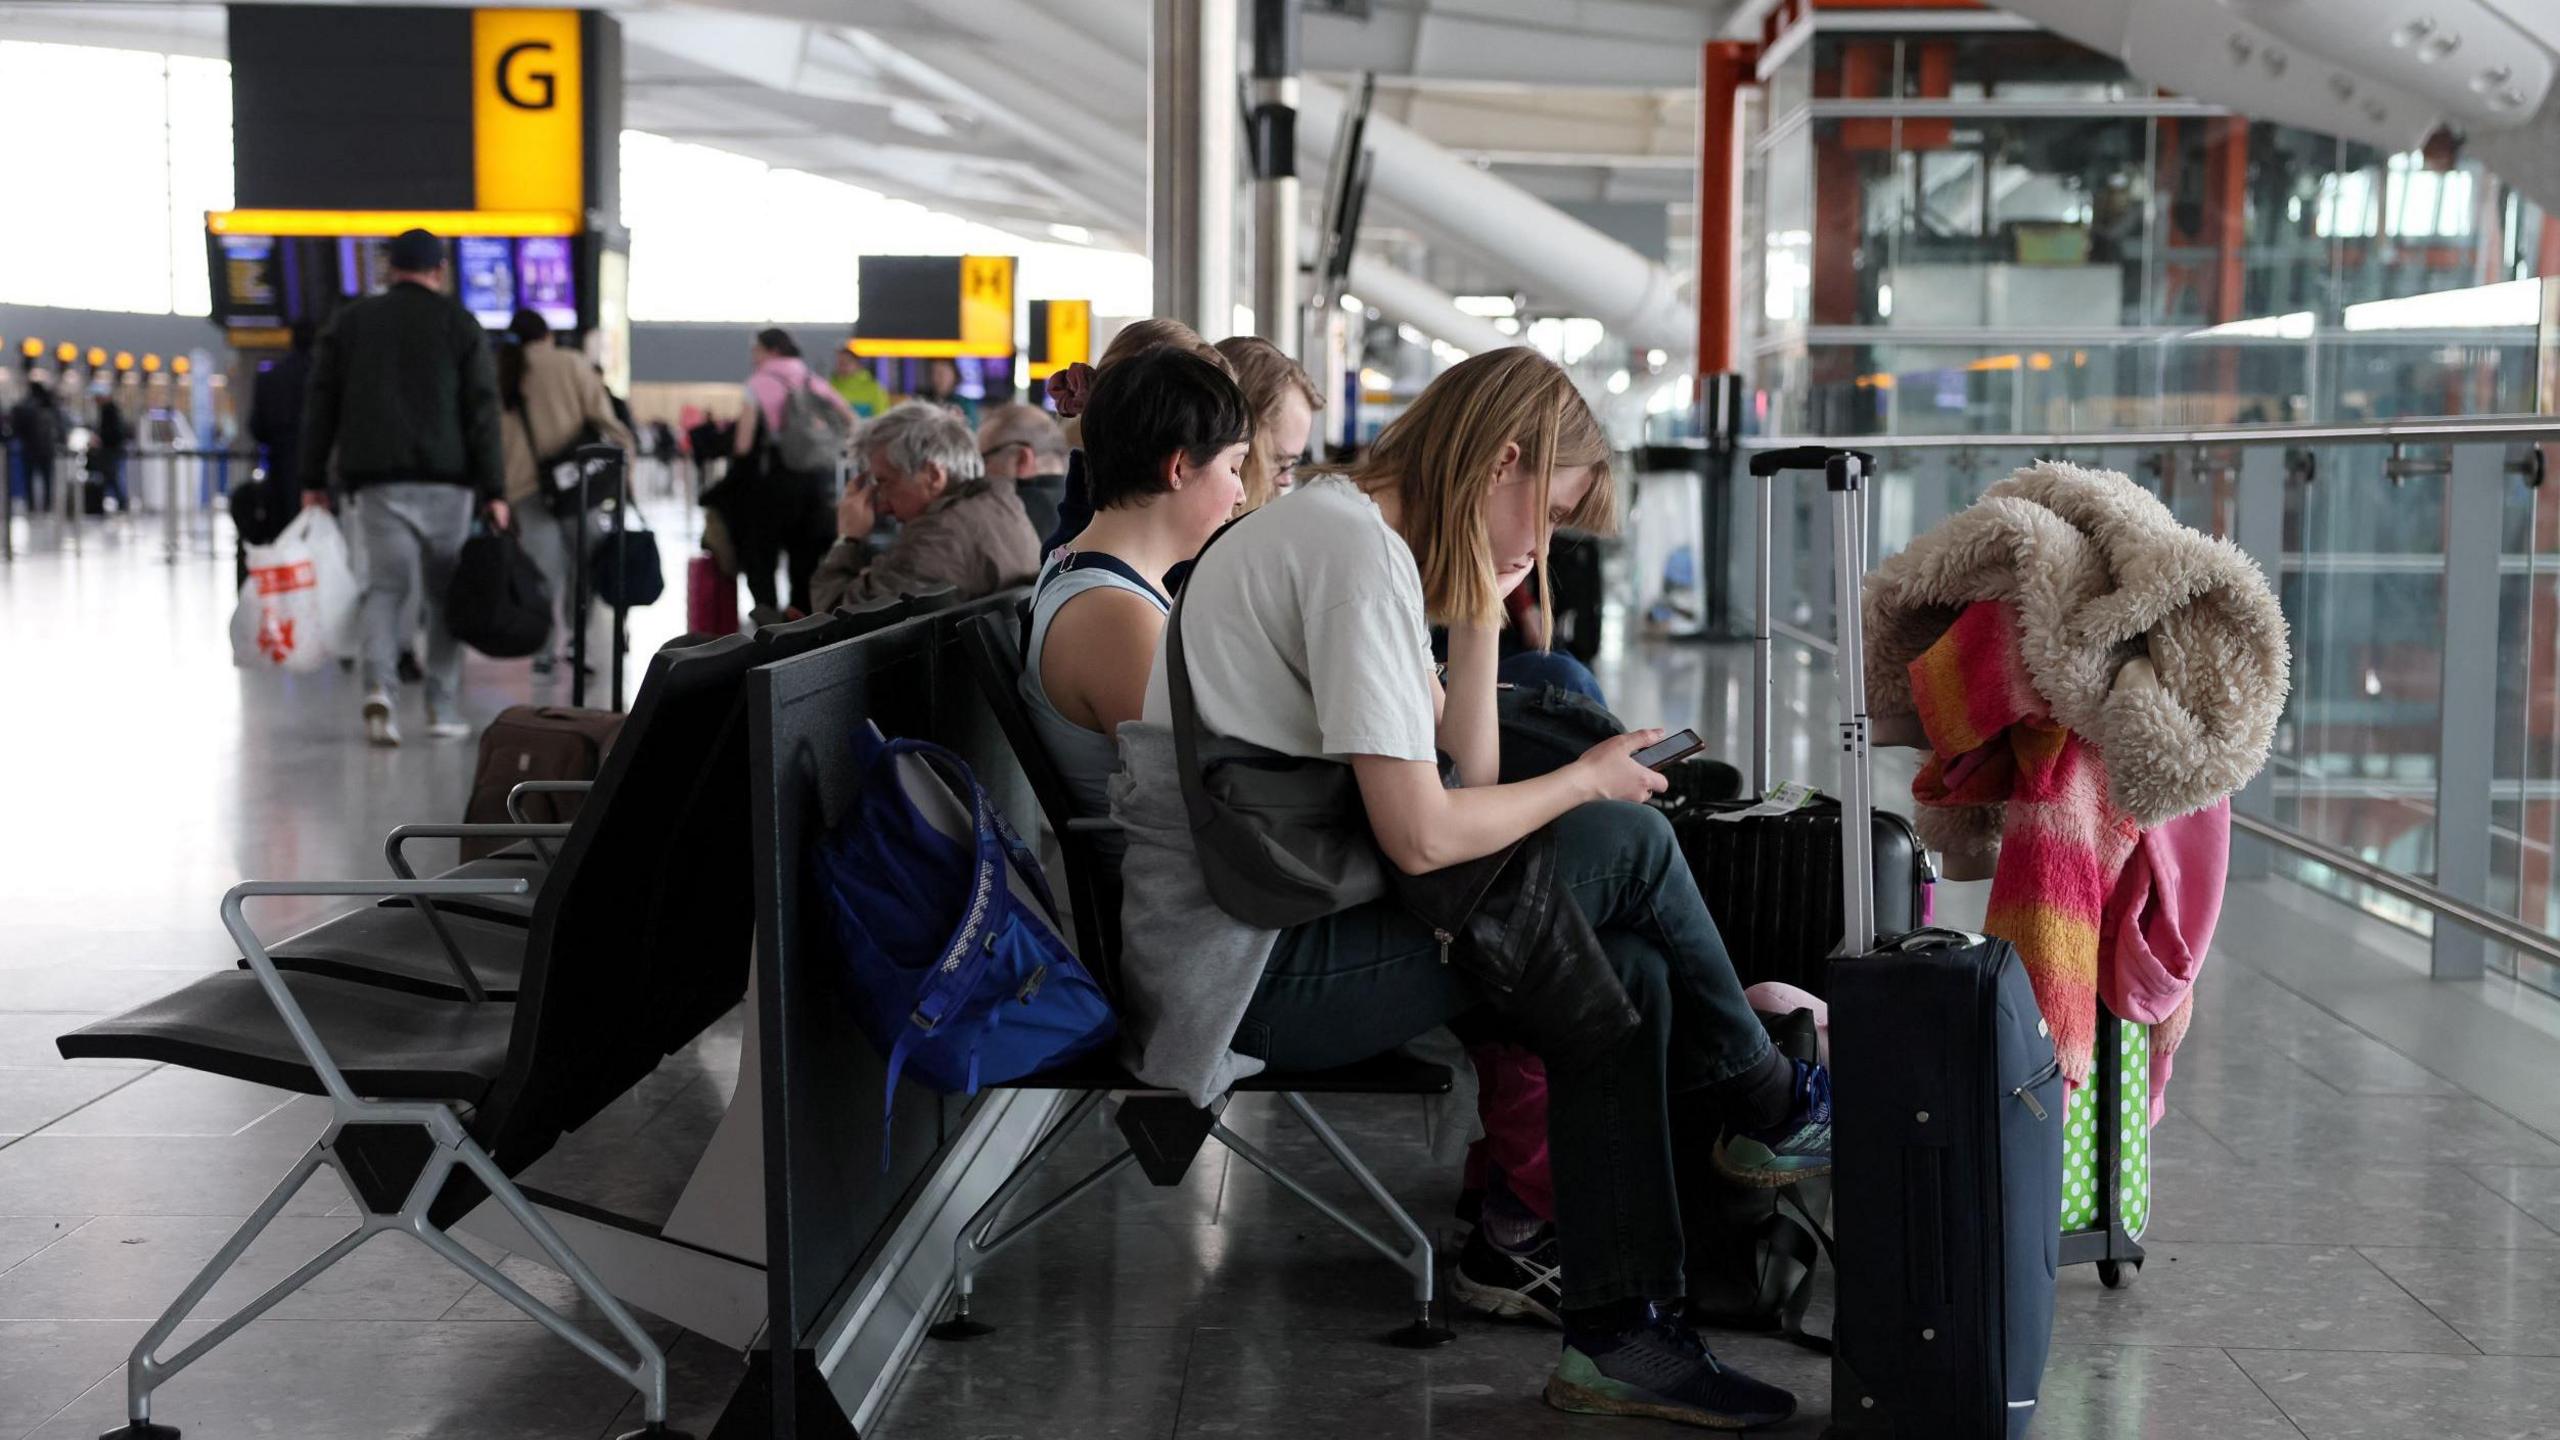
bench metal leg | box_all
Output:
[1212,1093,1455,1348]
[103,1115,687,1440]
[931,1089,1136,1342]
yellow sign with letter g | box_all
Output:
[473,8,582,215]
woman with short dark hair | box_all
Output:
[1021,347,1252,841]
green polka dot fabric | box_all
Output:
[2059,1018,2152,1239]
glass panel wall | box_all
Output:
[1746,26,2558,435]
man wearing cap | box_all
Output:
[299,227,507,746]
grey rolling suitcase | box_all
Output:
[1748,448,2066,1438]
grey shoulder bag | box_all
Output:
[1164,524,1384,929]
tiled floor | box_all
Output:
[8,507,2560,1438]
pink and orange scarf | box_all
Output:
[1908,600,2141,1094]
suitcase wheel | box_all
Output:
[2098,1258,2141,1290]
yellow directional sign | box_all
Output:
[849,254,1018,359]
[959,255,1016,358]
[1027,298,1093,380]
[473,8,584,215]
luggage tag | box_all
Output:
[1704,779,1819,823]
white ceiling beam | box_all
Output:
[1301,78,1689,351]
[1305,0,1724,89]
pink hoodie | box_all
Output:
[2099,797,2229,1123]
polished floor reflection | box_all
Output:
[6,512,2560,1439]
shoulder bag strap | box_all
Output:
[1164,518,1247,834]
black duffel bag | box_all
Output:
[589,522,664,609]
[446,521,554,659]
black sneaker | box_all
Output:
[1547,1303,1797,1429]
[1450,1226,1564,1328]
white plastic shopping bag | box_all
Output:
[231,508,360,673]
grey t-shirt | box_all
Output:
[1141,476,1439,763]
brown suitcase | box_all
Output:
[460,705,623,859]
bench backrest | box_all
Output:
[956,608,1125,999]
[747,590,1034,1360]
[467,632,765,1193]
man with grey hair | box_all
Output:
[811,400,1041,610]
[975,401,1072,541]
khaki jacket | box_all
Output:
[811,476,1041,611]
[501,344,636,503]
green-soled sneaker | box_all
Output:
[1544,1312,1797,1430]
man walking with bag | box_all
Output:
[299,228,507,746]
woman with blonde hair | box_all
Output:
[1108,348,1829,1429]
[1212,334,1324,510]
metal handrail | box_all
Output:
[1742,414,2560,452]
[1735,415,2560,971]
[2231,813,2560,968]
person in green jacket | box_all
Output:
[828,347,891,418]
[298,228,508,747]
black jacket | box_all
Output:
[7,394,62,454]
[298,281,503,500]
[1391,830,1638,1067]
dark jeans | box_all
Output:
[1498,648,1606,704]
[91,453,126,509]
[1247,800,1773,1310]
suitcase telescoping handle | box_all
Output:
[1744,446,1880,957]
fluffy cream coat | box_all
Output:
[1863,461,2289,860]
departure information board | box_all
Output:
[850,254,1016,359]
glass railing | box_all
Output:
[1744,330,2544,441]
[1734,416,2560,997]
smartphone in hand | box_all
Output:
[1631,728,1706,771]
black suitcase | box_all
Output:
[1830,929,2064,1437]
[1661,445,1933,994]
[1751,447,2065,1438]
[1669,800,1930,992]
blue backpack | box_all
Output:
[813,725,1118,1157]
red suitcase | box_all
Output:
[686,552,739,636]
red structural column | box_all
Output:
[1696,39,1756,377]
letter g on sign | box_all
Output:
[497,40,557,110]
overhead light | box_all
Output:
[1340,292,1363,313]
[1646,348,1668,368]
[1046,223,1092,244]
[1453,294,1518,318]
[2128,0,2437,149]
[2227,0,2554,130]
[1606,369,1632,395]
[1396,323,1425,345]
